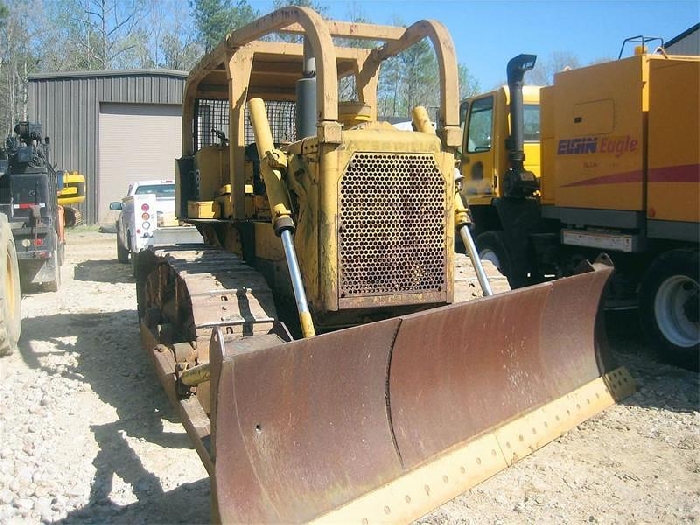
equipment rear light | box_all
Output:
[141,203,150,211]
[141,212,150,220]
[20,238,44,247]
[142,222,151,230]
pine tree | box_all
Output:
[190,0,258,52]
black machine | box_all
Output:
[0,121,63,291]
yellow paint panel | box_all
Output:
[549,56,647,210]
[647,56,700,222]
[539,87,556,204]
[647,182,699,223]
[254,221,285,261]
[556,181,644,211]
[187,200,218,218]
[572,99,614,135]
[195,145,230,202]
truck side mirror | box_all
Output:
[109,202,123,211]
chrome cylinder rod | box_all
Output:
[280,229,315,337]
[459,225,493,296]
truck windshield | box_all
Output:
[523,104,540,142]
[466,96,493,153]
[135,184,175,198]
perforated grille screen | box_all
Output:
[339,153,447,298]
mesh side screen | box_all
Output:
[194,99,296,151]
[194,99,230,150]
[339,153,447,298]
[246,101,297,145]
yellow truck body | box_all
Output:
[463,50,699,370]
[541,53,699,227]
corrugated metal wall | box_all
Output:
[666,32,700,56]
[666,23,700,56]
[28,70,187,223]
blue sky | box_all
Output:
[248,0,699,89]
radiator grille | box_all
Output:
[339,153,447,298]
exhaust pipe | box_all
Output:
[295,38,317,140]
[503,54,538,198]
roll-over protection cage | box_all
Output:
[180,6,462,221]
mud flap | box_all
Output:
[210,263,634,523]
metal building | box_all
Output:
[666,23,700,56]
[28,70,187,224]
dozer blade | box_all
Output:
[209,262,635,524]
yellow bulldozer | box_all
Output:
[134,7,634,523]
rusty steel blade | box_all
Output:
[389,264,614,469]
[211,319,404,524]
[210,264,625,523]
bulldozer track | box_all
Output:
[144,244,279,353]
[142,246,509,353]
[145,246,509,351]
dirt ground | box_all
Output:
[0,229,698,524]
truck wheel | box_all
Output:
[117,236,129,264]
[0,218,21,356]
[132,251,142,278]
[639,249,699,371]
[476,231,514,280]
[42,252,62,293]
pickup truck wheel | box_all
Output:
[640,249,699,371]
[0,217,21,356]
[132,251,142,279]
[117,235,129,264]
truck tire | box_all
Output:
[0,217,21,356]
[475,231,516,282]
[117,235,129,264]
[639,249,699,371]
[132,251,142,279]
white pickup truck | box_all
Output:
[109,180,202,275]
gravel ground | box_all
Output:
[0,229,698,524]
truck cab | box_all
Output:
[459,85,541,231]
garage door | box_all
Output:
[98,103,182,223]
